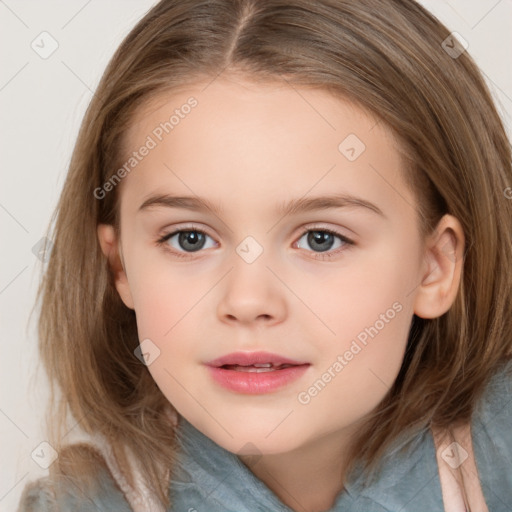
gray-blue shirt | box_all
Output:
[18,359,512,511]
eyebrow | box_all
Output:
[138,193,385,218]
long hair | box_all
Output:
[34,0,512,507]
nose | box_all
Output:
[216,258,287,327]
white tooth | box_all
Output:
[233,366,276,372]
[252,363,273,368]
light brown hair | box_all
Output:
[33,0,512,507]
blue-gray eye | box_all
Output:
[296,230,350,253]
[160,229,215,253]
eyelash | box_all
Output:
[155,225,355,261]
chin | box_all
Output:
[194,416,306,456]
[223,434,300,457]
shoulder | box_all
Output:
[17,444,134,512]
[471,358,512,503]
[473,357,512,438]
[340,360,512,510]
[17,477,57,512]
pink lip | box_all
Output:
[204,351,311,394]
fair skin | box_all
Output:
[98,74,464,512]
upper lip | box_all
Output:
[205,351,310,367]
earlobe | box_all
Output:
[413,215,465,319]
[97,223,135,310]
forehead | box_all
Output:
[117,75,416,223]
[124,74,400,153]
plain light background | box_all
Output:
[1,1,511,510]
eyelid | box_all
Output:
[158,223,215,239]
[158,222,354,242]
[301,221,357,238]
[298,222,355,242]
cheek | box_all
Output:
[128,251,206,338]
[128,258,210,382]
[304,242,415,349]
[297,302,412,435]
[297,246,415,419]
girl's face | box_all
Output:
[99,75,461,457]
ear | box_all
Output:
[413,214,465,319]
[97,224,134,310]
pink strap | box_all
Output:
[431,423,489,512]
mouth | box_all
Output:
[218,362,301,373]
[205,350,309,368]
[204,351,311,394]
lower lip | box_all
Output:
[205,364,310,394]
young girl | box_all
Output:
[18,0,512,511]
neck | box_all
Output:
[238,426,358,512]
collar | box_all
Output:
[170,416,444,511]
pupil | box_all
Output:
[179,231,205,252]
[308,231,334,252]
